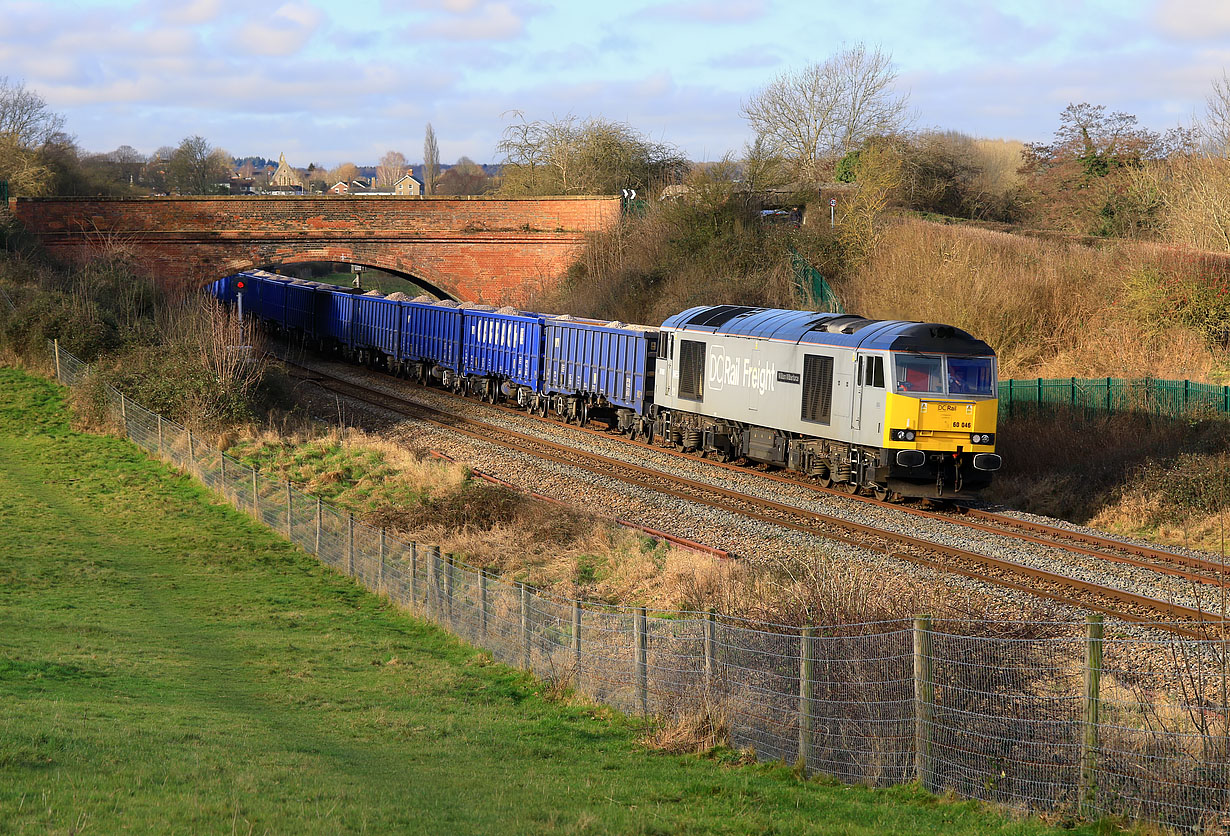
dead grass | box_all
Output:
[845,219,1228,382]
[642,695,731,755]
[222,423,740,612]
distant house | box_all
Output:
[328,177,394,196]
[394,174,422,196]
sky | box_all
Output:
[2,0,1229,168]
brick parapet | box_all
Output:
[13,196,620,303]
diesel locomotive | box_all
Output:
[210,270,1001,500]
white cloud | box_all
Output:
[234,2,324,56]
[157,0,227,25]
[640,1,766,24]
[1153,0,1230,40]
[418,2,525,40]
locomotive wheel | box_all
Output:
[817,475,833,489]
[873,486,892,502]
[840,481,861,495]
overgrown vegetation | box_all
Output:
[0,250,281,429]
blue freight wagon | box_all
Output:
[543,318,658,430]
[353,293,402,363]
[317,287,359,349]
[459,308,545,400]
[282,281,318,337]
[251,275,292,324]
[399,301,463,380]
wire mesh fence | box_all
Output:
[1001,376,1230,420]
[46,339,1230,832]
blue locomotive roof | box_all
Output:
[661,305,994,355]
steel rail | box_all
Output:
[282,358,1227,635]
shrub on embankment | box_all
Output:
[0,250,284,430]
[844,219,1230,382]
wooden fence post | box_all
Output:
[704,609,716,688]
[572,599,583,676]
[377,528,385,592]
[220,454,227,501]
[914,615,935,792]
[409,543,418,607]
[1079,615,1105,817]
[187,430,195,479]
[428,546,441,617]
[251,468,259,520]
[313,496,322,556]
[120,392,128,438]
[798,626,815,772]
[284,481,293,539]
[157,413,164,457]
[520,584,531,670]
[53,338,62,382]
[346,513,355,576]
[635,606,648,715]
[443,554,454,624]
[478,570,488,637]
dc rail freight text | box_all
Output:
[210,270,1002,500]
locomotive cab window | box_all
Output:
[860,356,885,388]
[894,355,943,394]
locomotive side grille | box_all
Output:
[678,339,705,401]
[801,354,833,424]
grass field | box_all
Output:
[0,367,1110,835]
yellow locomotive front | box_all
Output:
[881,351,1001,497]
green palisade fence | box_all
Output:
[1000,377,1230,420]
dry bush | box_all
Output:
[1136,155,1230,252]
[532,198,802,326]
[992,408,1230,523]
[845,219,1227,380]
[642,693,731,755]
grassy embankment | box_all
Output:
[0,367,1112,835]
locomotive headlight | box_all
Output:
[906,431,915,441]
[892,429,918,442]
[970,433,995,445]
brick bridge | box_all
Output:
[9,195,622,303]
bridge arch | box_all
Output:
[219,253,458,301]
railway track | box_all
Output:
[282,355,1228,639]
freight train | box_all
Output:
[209,269,1001,500]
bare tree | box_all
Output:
[327,162,359,187]
[0,76,65,148]
[423,123,439,195]
[496,112,687,195]
[167,136,231,195]
[742,44,909,184]
[376,150,406,187]
[436,156,491,195]
[1202,70,1230,157]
